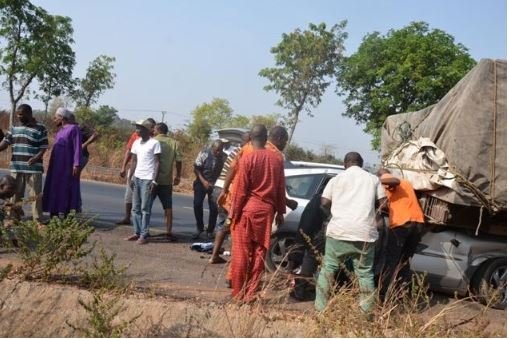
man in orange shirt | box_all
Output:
[377,168,425,300]
[228,124,286,302]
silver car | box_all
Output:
[265,164,507,309]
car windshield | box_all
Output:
[286,174,325,199]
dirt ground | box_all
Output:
[0,223,507,337]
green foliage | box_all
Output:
[259,21,348,143]
[3,213,95,280]
[75,105,118,128]
[0,0,76,125]
[73,55,116,108]
[250,113,281,129]
[80,247,128,291]
[229,115,250,128]
[68,290,140,338]
[0,264,12,282]
[336,21,476,149]
[187,98,233,142]
[285,142,342,164]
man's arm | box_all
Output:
[82,129,99,148]
[120,149,132,178]
[128,153,137,186]
[173,161,182,186]
[151,154,160,193]
[194,166,211,190]
[0,140,9,152]
[27,149,46,166]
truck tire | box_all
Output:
[472,258,507,309]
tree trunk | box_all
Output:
[9,100,17,129]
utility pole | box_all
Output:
[161,110,167,123]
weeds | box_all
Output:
[67,289,140,338]
[2,213,95,280]
[79,247,129,291]
[0,264,12,282]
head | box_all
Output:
[268,125,289,151]
[343,152,364,169]
[241,131,250,146]
[154,122,169,136]
[15,104,33,125]
[54,107,72,127]
[146,118,156,135]
[250,124,268,148]
[376,167,391,178]
[0,175,16,199]
[211,139,224,157]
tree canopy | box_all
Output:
[187,98,233,143]
[73,55,116,108]
[336,21,476,149]
[259,21,348,144]
[0,0,75,126]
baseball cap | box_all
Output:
[133,119,154,130]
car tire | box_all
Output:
[471,258,507,309]
[265,232,304,273]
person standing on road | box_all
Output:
[0,104,48,222]
[125,119,161,245]
[315,152,385,318]
[376,168,425,301]
[43,107,83,218]
[68,113,99,171]
[116,118,156,225]
[192,139,225,240]
[153,122,182,241]
[228,124,286,303]
[209,131,250,264]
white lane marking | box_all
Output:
[183,206,209,212]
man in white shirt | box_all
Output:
[315,152,386,317]
[126,119,161,245]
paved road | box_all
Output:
[0,168,204,236]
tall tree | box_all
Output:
[73,55,116,108]
[259,22,348,144]
[187,98,233,142]
[336,21,476,149]
[0,0,75,126]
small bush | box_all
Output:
[79,247,128,291]
[3,213,95,280]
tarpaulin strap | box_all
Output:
[475,206,484,236]
[451,168,502,214]
[489,60,498,206]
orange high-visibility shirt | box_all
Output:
[385,179,425,228]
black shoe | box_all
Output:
[191,231,202,240]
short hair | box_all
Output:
[0,174,15,187]
[269,125,288,141]
[376,167,390,177]
[16,104,32,116]
[250,124,268,143]
[155,122,168,134]
[55,107,72,119]
[344,152,364,167]
[146,118,156,127]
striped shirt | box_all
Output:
[214,146,241,189]
[4,123,48,173]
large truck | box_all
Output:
[381,59,506,309]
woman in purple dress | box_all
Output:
[42,107,82,217]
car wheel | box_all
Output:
[265,232,304,273]
[472,258,507,309]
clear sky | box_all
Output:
[2,0,507,164]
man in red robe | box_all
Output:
[228,124,286,302]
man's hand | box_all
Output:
[275,213,284,227]
[286,199,298,211]
[173,176,181,186]
[120,168,126,178]
[150,181,158,194]
[129,178,135,190]
[27,156,37,166]
[202,181,211,191]
[72,166,81,177]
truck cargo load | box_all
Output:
[380,59,506,234]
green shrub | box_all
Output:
[79,247,128,291]
[4,213,95,280]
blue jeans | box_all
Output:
[193,180,219,233]
[131,177,154,238]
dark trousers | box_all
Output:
[193,180,218,233]
[380,222,423,298]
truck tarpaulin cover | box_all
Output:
[381,59,506,213]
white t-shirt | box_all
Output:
[322,166,385,243]
[131,138,161,180]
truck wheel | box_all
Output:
[472,258,507,309]
[265,233,303,273]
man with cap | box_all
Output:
[116,118,156,225]
[125,119,161,245]
[376,168,425,300]
[43,107,82,217]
